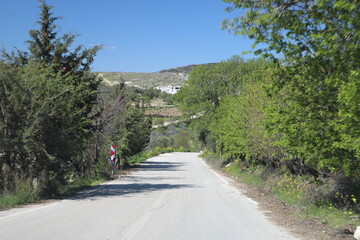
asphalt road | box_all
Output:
[0,152,298,240]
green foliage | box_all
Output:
[126,86,174,106]
[223,160,360,228]
[300,206,360,228]
[147,122,201,152]
[222,0,360,175]
[86,83,127,175]
[223,0,359,65]
[269,172,307,205]
[176,57,276,164]
[176,57,267,153]
[87,83,152,173]
[209,60,276,162]
[176,56,247,116]
[223,160,264,187]
[0,173,42,209]
[336,70,360,163]
[122,106,152,158]
[0,60,97,192]
[0,1,152,199]
[0,1,101,190]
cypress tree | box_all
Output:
[1,0,101,192]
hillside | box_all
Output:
[97,71,188,88]
[158,64,204,74]
[96,63,214,88]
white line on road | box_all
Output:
[199,156,259,206]
[0,178,120,221]
[199,157,228,184]
[0,201,62,221]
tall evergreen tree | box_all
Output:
[1,0,101,192]
[28,0,57,63]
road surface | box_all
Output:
[0,152,298,240]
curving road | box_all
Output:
[0,152,298,240]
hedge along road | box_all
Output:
[0,152,299,240]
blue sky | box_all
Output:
[0,0,253,72]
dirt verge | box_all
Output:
[217,168,356,240]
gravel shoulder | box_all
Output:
[214,167,356,240]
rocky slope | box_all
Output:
[96,63,214,88]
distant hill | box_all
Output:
[96,71,188,88]
[96,63,214,88]
[158,64,201,74]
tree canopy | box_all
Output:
[220,0,360,175]
[0,1,152,194]
[176,0,359,177]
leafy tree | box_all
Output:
[223,0,359,65]
[175,58,242,148]
[0,61,24,189]
[176,56,264,115]
[1,0,154,193]
[0,60,87,190]
[176,57,270,152]
[223,0,360,175]
[209,60,276,164]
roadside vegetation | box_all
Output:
[126,86,175,106]
[147,121,201,153]
[221,157,360,229]
[176,0,360,232]
[0,1,152,208]
[0,3,195,209]
[1,2,359,237]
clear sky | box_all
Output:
[0,0,253,73]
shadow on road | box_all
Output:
[71,183,195,201]
[70,159,194,201]
[134,161,184,171]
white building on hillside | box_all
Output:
[157,86,182,95]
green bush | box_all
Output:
[0,174,41,208]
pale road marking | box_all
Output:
[121,191,166,240]
[199,157,228,184]
[210,168,229,184]
[199,156,259,206]
[0,178,119,221]
[0,201,62,221]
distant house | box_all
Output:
[157,86,182,95]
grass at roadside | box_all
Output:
[300,206,356,228]
[0,179,41,209]
[224,161,264,188]
[0,193,40,210]
[57,177,106,197]
[202,153,360,230]
[0,176,106,209]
